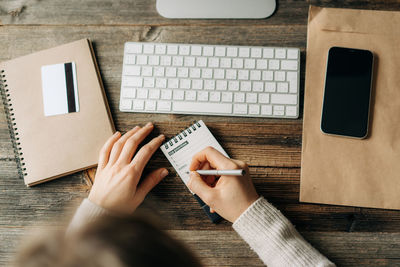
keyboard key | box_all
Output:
[204,80,216,90]
[192,79,203,89]
[145,100,156,111]
[167,45,178,55]
[271,94,297,105]
[265,82,276,92]
[232,58,244,69]
[246,93,257,103]
[154,67,165,77]
[273,105,285,116]
[196,57,207,67]
[226,69,237,80]
[185,91,196,101]
[161,89,172,100]
[202,68,213,79]
[155,44,166,54]
[287,49,299,59]
[214,69,225,79]
[191,46,202,56]
[144,78,155,88]
[275,49,286,59]
[180,79,191,89]
[173,102,232,114]
[179,45,190,55]
[263,48,274,58]
[228,81,239,91]
[148,55,159,65]
[240,81,251,92]
[249,104,260,114]
[250,70,261,80]
[121,99,132,109]
[198,91,209,101]
[190,68,201,78]
[238,70,249,80]
[244,59,256,69]
[234,92,245,103]
[227,47,238,57]
[133,100,144,110]
[251,48,262,58]
[124,55,136,65]
[221,92,233,102]
[287,72,298,93]
[137,55,148,65]
[149,89,160,99]
[216,80,227,90]
[215,47,226,57]
[261,105,272,115]
[275,71,285,81]
[269,60,280,70]
[210,92,221,102]
[124,65,141,76]
[239,47,250,57]
[262,71,273,81]
[137,89,148,99]
[208,58,220,68]
[123,77,142,87]
[286,106,297,116]
[234,104,247,114]
[121,87,136,98]
[126,43,142,54]
[256,59,268,69]
[173,90,185,100]
[158,101,171,111]
[160,56,171,66]
[220,58,232,68]
[277,82,289,93]
[166,67,177,77]
[281,60,298,70]
[156,78,167,88]
[184,56,196,67]
[172,56,184,66]
[143,44,155,54]
[142,66,153,77]
[177,67,189,78]
[168,78,179,89]
[253,81,264,92]
[203,46,214,56]
[259,93,269,104]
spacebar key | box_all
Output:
[173,102,232,114]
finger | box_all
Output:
[98,131,121,170]
[130,134,165,173]
[200,162,216,186]
[210,207,215,213]
[189,146,236,171]
[187,172,214,204]
[117,122,156,164]
[135,168,168,202]
[108,126,141,165]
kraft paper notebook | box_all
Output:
[0,39,115,186]
[300,6,400,210]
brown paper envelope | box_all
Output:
[300,6,400,209]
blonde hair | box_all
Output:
[14,215,202,267]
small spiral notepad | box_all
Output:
[160,120,228,223]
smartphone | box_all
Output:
[321,47,374,139]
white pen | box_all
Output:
[187,169,246,176]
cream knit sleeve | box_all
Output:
[233,197,335,267]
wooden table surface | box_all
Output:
[1,1,400,266]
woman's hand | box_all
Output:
[188,147,259,223]
[88,122,168,214]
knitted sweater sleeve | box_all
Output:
[232,197,335,267]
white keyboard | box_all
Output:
[120,42,300,118]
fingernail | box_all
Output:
[114,131,120,136]
[158,134,165,139]
[161,169,169,178]
[146,122,153,127]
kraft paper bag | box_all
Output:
[300,6,400,209]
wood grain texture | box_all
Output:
[1,0,400,266]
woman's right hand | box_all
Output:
[187,147,259,223]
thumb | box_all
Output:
[187,171,213,203]
[136,168,168,201]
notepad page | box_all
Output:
[161,120,228,186]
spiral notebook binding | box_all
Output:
[0,69,27,178]
[164,121,202,150]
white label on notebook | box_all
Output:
[160,120,228,186]
[41,62,79,116]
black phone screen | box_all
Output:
[321,47,374,138]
